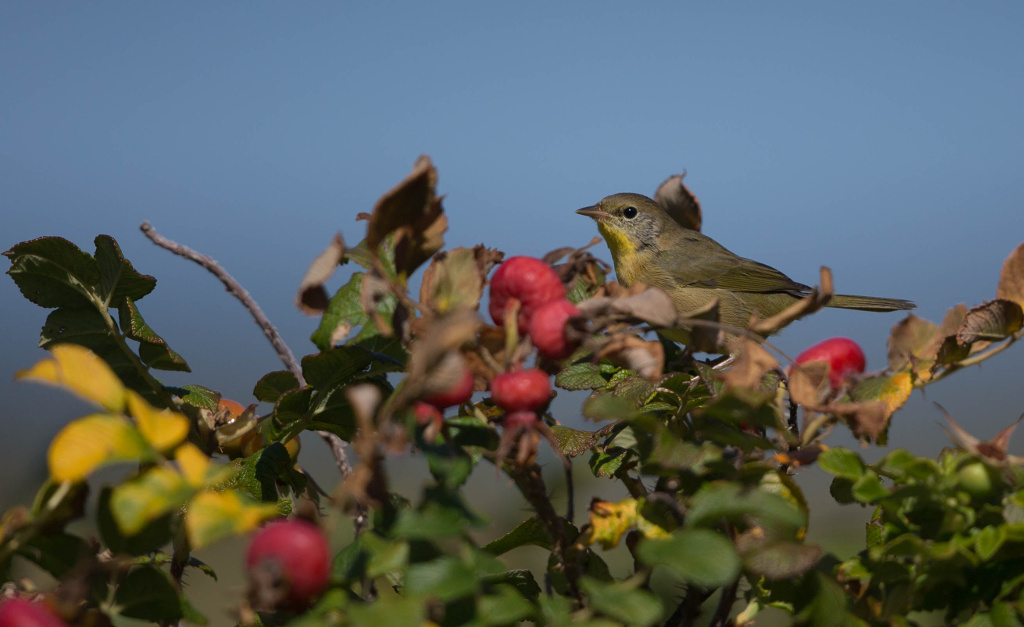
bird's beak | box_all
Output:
[575,205,608,220]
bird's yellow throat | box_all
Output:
[597,221,639,284]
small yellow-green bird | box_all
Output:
[577,192,914,333]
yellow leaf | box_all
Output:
[112,466,193,535]
[127,390,188,452]
[48,414,152,483]
[175,443,211,487]
[185,490,278,550]
[878,371,913,417]
[18,344,125,412]
[587,498,639,549]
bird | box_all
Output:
[576,192,914,335]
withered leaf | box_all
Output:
[887,313,940,375]
[653,171,702,232]
[595,335,664,381]
[749,267,834,336]
[359,270,394,337]
[720,337,779,391]
[391,309,482,412]
[788,362,831,408]
[956,299,1024,345]
[829,401,889,442]
[937,403,1024,465]
[577,286,679,329]
[296,233,346,315]
[365,155,447,281]
[677,297,722,353]
[419,245,503,315]
[997,242,1024,308]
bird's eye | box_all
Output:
[623,206,638,219]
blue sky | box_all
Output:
[2,3,1024,518]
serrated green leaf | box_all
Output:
[583,393,637,421]
[4,236,101,308]
[819,448,866,480]
[177,384,219,410]
[589,447,636,478]
[579,576,664,626]
[235,442,292,502]
[115,565,183,622]
[852,473,890,504]
[253,370,299,403]
[636,529,740,588]
[483,516,553,554]
[550,425,600,457]
[555,360,607,391]
[93,235,156,305]
[118,297,190,372]
[310,272,400,351]
[301,345,377,389]
[478,584,534,626]
[687,482,806,534]
[404,556,477,601]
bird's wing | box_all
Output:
[657,234,811,293]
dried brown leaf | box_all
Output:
[577,286,679,328]
[788,362,831,407]
[937,403,1024,465]
[359,271,394,337]
[365,155,447,280]
[829,401,889,442]
[653,171,702,232]
[721,337,779,391]
[595,335,665,381]
[390,309,482,413]
[997,242,1024,308]
[296,233,346,315]
[956,299,1024,345]
[887,313,940,374]
[749,267,834,335]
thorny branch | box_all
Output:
[139,222,352,478]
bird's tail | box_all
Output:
[827,294,916,312]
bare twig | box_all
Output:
[140,222,352,477]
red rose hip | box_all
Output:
[421,367,474,409]
[529,299,581,360]
[489,256,566,333]
[0,599,68,627]
[246,519,331,609]
[491,369,552,412]
[793,337,866,390]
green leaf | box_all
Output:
[310,272,400,351]
[236,443,293,502]
[589,447,636,478]
[345,595,424,627]
[404,556,478,601]
[550,425,600,458]
[118,297,190,372]
[555,360,608,391]
[742,541,822,580]
[111,467,194,535]
[686,482,806,534]
[93,235,156,305]
[583,393,637,421]
[480,569,542,601]
[333,542,368,582]
[173,385,218,411]
[97,486,172,556]
[253,370,300,403]
[271,386,314,437]
[635,529,741,588]
[424,444,474,489]
[360,534,410,579]
[852,473,890,504]
[17,533,90,579]
[115,565,183,622]
[818,448,866,480]
[302,345,378,389]
[483,516,555,554]
[975,525,1006,560]
[478,584,534,625]
[4,236,100,308]
[184,490,279,550]
[579,576,664,627]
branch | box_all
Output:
[139,222,352,478]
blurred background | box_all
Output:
[2,2,1023,624]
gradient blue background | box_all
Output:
[2,3,1023,623]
